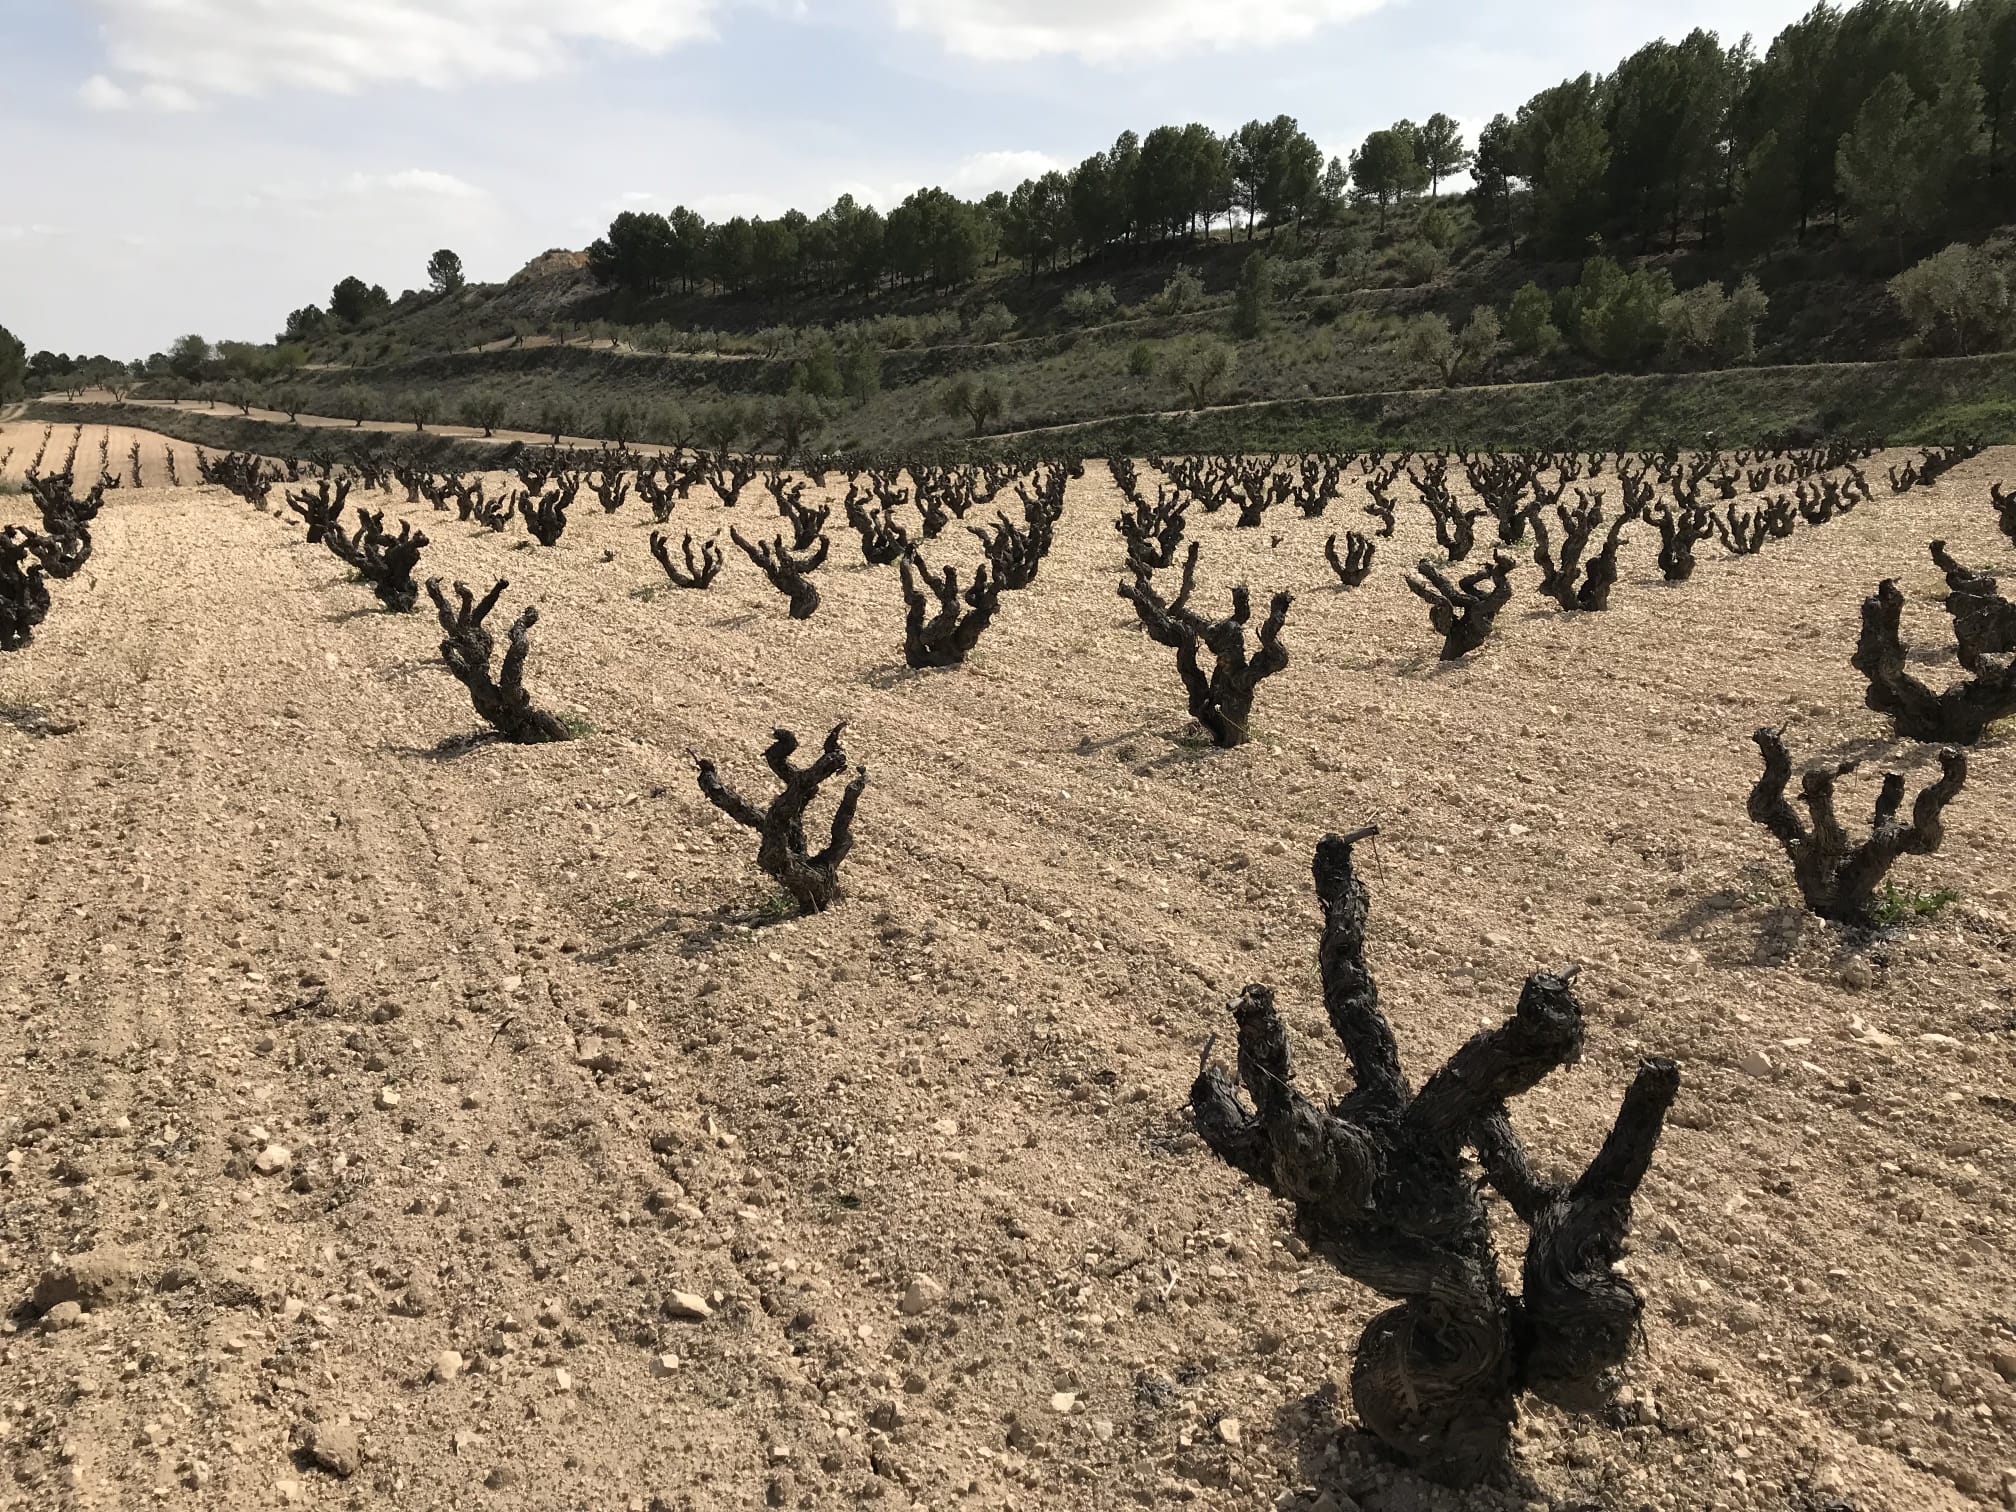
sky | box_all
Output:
[0,0,1825,359]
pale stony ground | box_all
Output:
[2,434,2013,1512]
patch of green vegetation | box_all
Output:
[1870,882,1960,926]
[30,341,2016,462]
[992,351,2016,455]
[1901,396,2016,442]
[558,712,596,740]
[756,892,797,921]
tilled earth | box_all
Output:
[2,433,2013,1512]
[0,422,190,492]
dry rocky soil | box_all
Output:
[2,423,2013,1512]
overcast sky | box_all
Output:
[1,0,1821,359]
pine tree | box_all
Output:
[1837,74,1934,258]
[426,249,465,294]
[1319,155,1349,217]
[0,323,25,403]
[1837,69,1982,262]
[1977,0,2016,175]
[1471,114,1521,252]
[1348,128,1420,233]
[1418,113,1473,196]
[1535,115,1610,254]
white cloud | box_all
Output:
[239,169,492,225]
[885,0,1390,63]
[833,150,1065,212]
[688,189,794,222]
[77,0,722,106]
[342,169,489,201]
[620,149,1059,223]
[945,149,1064,195]
[828,177,920,212]
[78,74,130,110]
[139,80,201,111]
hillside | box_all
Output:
[26,343,2016,470]
[114,174,2016,459]
[337,214,1922,370]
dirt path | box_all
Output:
[2,455,2012,1512]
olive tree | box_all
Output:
[461,389,508,437]
[941,376,1005,436]
[405,389,443,432]
[1172,338,1236,408]
[1889,243,2012,355]
[335,383,374,428]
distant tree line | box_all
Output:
[15,333,316,407]
[16,348,132,397]
[585,114,1338,301]
[1471,0,2014,258]
[279,250,465,344]
[578,0,2011,311]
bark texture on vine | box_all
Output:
[1405,554,1515,660]
[650,530,724,589]
[1324,531,1376,588]
[425,578,572,743]
[1644,500,1713,583]
[1527,492,1629,612]
[1748,727,1966,923]
[731,528,828,619]
[1118,541,1200,644]
[326,508,427,613]
[899,550,1001,668]
[1930,540,2016,671]
[287,478,351,544]
[518,482,576,546]
[1191,827,1679,1486]
[693,723,867,914]
[1122,577,1291,748]
[1853,578,2016,744]
[0,534,52,652]
[844,485,910,566]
